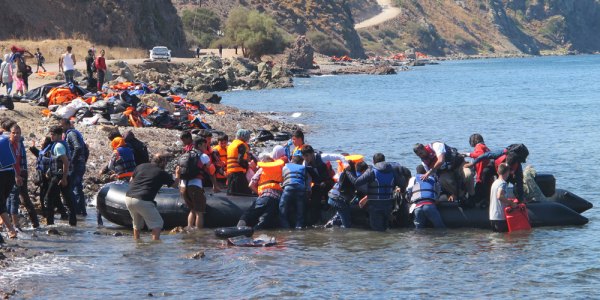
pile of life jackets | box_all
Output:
[331,55,353,62]
[41,81,219,130]
[390,53,406,61]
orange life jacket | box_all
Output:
[212,144,228,179]
[227,139,249,174]
[257,160,284,195]
[46,88,76,106]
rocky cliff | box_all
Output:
[359,0,600,56]
[0,0,186,51]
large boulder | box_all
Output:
[285,35,314,70]
[200,56,223,70]
[228,57,255,76]
[187,92,222,104]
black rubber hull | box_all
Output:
[96,182,589,229]
[96,182,253,229]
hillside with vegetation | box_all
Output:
[359,0,600,57]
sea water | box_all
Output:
[2,55,599,298]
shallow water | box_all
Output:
[3,55,600,298]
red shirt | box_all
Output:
[95,56,107,71]
[469,143,490,183]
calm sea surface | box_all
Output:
[2,55,599,298]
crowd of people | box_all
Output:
[0,117,531,241]
[0,44,108,100]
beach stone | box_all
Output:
[229,57,255,76]
[47,229,60,235]
[285,35,314,70]
[209,76,228,92]
[187,251,205,259]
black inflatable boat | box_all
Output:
[95,174,592,229]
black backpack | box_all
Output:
[123,130,150,165]
[506,143,529,163]
[178,150,201,180]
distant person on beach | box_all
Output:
[196,46,201,58]
[345,153,401,231]
[13,72,25,96]
[0,54,14,95]
[35,48,47,72]
[234,45,238,55]
[125,153,178,240]
[218,44,223,57]
[85,49,95,81]
[489,163,516,232]
[59,46,77,83]
[60,118,89,216]
[226,129,256,196]
[95,49,107,92]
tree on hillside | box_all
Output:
[223,8,288,59]
[182,8,221,48]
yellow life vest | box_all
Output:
[227,139,249,174]
[257,160,284,195]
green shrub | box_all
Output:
[223,8,288,59]
[307,30,349,56]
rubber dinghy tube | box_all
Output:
[214,226,254,239]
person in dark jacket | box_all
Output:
[85,49,95,82]
[345,153,403,231]
[125,153,178,240]
[45,125,76,226]
[301,145,335,225]
[60,118,89,216]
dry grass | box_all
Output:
[0,39,149,63]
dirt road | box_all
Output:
[354,0,401,29]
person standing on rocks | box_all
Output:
[218,44,223,57]
[125,153,178,240]
[6,123,40,229]
[0,123,19,239]
[60,119,89,216]
[34,48,47,73]
[85,49,96,88]
[196,46,201,58]
[226,129,256,196]
[59,46,77,84]
[45,125,77,226]
[95,49,107,92]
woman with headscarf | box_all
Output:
[226,129,256,195]
[0,54,14,95]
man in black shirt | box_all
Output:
[125,153,178,240]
